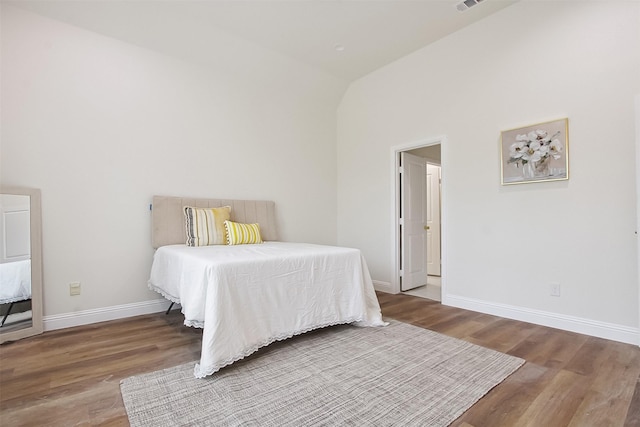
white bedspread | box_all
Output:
[0,259,32,305]
[148,242,386,378]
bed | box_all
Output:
[0,259,32,326]
[0,259,31,305]
[148,196,385,378]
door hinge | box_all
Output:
[398,218,404,226]
[399,166,404,174]
[399,269,404,277]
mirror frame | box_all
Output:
[0,186,43,344]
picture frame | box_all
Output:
[500,118,569,185]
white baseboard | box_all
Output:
[43,299,177,332]
[43,291,638,347]
[372,280,394,294]
[443,294,639,346]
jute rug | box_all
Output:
[120,320,524,426]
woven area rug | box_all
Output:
[120,320,524,426]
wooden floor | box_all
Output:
[1,292,639,426]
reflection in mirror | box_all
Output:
[0,187,43,344]
[0,194,32,330]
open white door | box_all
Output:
[400,152,428,291]
[426,164,441,276]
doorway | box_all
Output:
[392,138,444,302]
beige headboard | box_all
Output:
[151,196,277,249]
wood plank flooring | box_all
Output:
[1,292,638,426]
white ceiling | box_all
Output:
[7,0,519,82]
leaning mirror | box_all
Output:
[0,186,43,344]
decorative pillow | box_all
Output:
[184,206,231,246]
[224,220,263,245]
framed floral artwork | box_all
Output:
[500,118,569,185]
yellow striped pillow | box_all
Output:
[224,220,263,245]
[184,206,231,246]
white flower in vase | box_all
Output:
[509,140,527,161]
[538,144,550,157]
[522,140,543,163]
[549,138,563,159]
[508,129,562,165]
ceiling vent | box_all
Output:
[456,0,485,12]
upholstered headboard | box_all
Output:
[151,196,277,249]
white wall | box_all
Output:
[337,1,640,340]
[1,5,347,318]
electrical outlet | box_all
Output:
[550,283,561,297]
[69,282,81,296]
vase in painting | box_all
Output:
[523,157,550,179]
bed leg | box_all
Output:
[1,302,15,327]
[165,302,174,315]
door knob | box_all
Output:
[424,225,430,230]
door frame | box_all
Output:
[426,162,442,277]
[635,93,640,347]
[390,135,447,295]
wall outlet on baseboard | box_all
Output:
[69,282,81,296]
[550,283,561,297]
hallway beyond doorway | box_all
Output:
[402,276,441,302]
